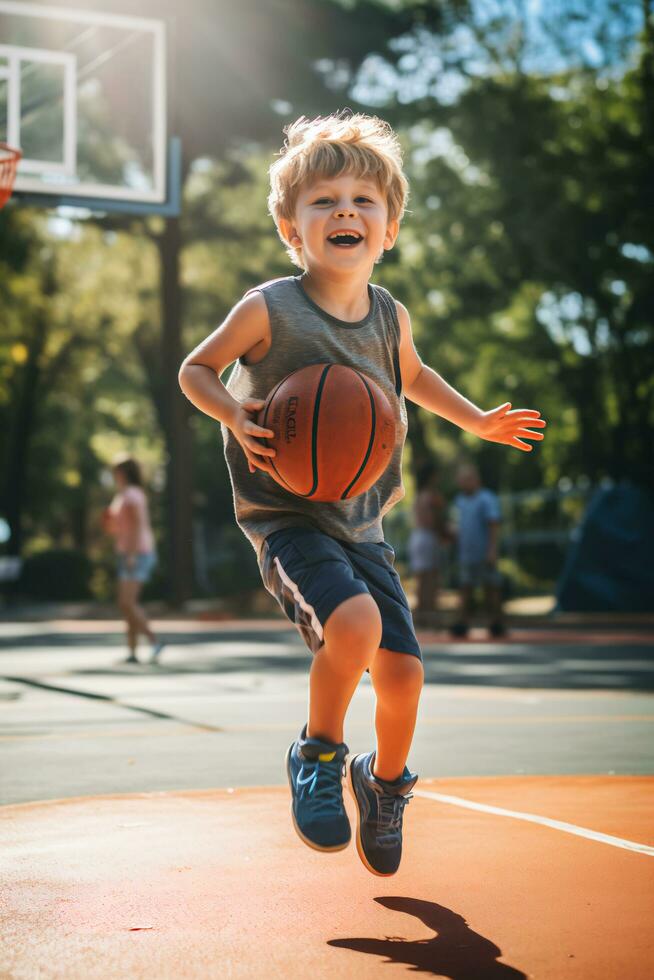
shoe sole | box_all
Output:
[347,755,397,877]
[285,743,350,853]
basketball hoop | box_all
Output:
[0,143,22,209]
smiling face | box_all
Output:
[278,172,399,274]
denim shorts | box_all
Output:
[117,551,157,583]
[261,526,421,660]
[408,527,442,573]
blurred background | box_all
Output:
[1,0,652,617]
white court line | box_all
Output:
[414,790,654,857]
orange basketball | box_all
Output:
[257,363,396,502]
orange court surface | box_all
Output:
[1,615,653,978]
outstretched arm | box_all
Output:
[396,301,546,452]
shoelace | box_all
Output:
[377,790,413,837]
[297,759,344,818]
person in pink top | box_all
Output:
[102,456,164,665]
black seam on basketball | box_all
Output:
[305,364,333,498]
[262,376,286,434]
[341,370,376,499]
[262,376,296,493]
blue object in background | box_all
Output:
[556,483,654,612]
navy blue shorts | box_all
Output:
[260,526,421,660]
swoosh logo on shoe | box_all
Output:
[318,751,336,762]
[297,767,316,786]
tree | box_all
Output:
[3,0,452,599]
[364,0,653,488]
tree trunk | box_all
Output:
[158,217,194,606]
[2,276,53,556]
[405,401,431,473]
[71,427,98,552]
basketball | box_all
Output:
[256,363,396,502]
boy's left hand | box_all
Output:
[475,403,546,452]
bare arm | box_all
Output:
[396,301,547,452]
[102,507,116,535]
[178,291,276,473]
[121,500,142,557]
[486,520,500,563]
[178,291,269,427]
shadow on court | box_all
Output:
[5,633,652,691]
[5,781,651,979]
[328,896,527,978]
[0,628,295,650]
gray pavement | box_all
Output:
[1,618,653,806]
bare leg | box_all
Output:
[415,569,439,614]
[459,584,474,627]
[369,648,424,782]
[126,618,138,658]
[484,584,504,626]
[118,580,155,650]
[307,594,382,745]
[414,570,442,632]
[117,581,138,658]
[431,570,441,616]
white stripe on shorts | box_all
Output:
[273,556,324,642]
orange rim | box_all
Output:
[0,142,22,209]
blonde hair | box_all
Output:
[268,110,409,269]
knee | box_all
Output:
[117,593,134,616]
[323,594,382,671]
[373,653,424,700]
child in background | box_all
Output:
[450,462,506,638]
[178,111,545,875]
[103,457,164,664]
[408,461,447,627]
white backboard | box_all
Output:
[0,1,168,206]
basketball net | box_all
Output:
[0,143,22,210]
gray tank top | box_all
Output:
[221,275,408,561]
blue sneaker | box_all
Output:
[286,725,351,852]
[348,751,417,876]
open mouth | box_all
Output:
[327,231,364,248]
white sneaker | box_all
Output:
[150,640,165,664]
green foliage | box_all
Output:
[17,549,93,600]
[1,0,651,600]
[206,525,262,597]
[0,211,165,567]
[379,35,653,489]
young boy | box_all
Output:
[178,111,546,876]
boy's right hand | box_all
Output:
[230,398,276,475]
